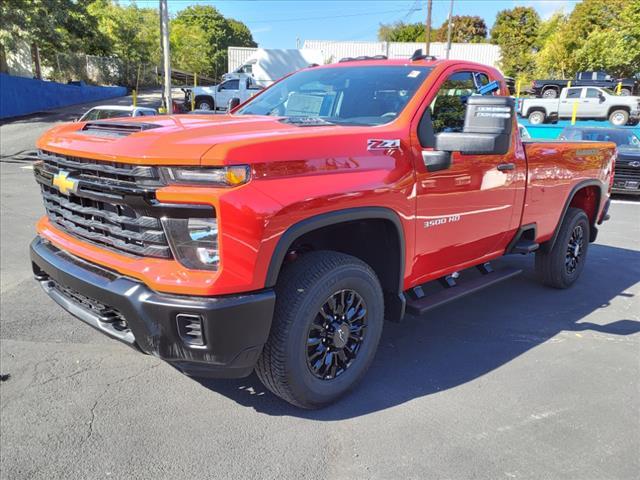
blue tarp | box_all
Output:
[0,74,127,119]
[519,118,640,140]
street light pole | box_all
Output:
[445,0,454,59]
[160,0,172,114]
[425,0,432,56]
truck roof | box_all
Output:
[309,57,501,75]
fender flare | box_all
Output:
[264,207,406,293]
[545,179,606,252]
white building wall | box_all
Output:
[228,47,258,72]
[303,40,501,69]
[229,41,502,75]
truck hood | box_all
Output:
[36,114,380,166]
[617,146,640,162]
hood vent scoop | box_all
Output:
[80,121,161,138]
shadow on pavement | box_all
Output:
[194,243,640,419]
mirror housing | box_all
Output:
[599,94,606,103]
[434,96,514,155]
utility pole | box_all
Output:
[425,0,432,56]
[445,0,454,59]
[160,0,172,114]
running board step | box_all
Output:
[511,240,539,254]
[406,267,523,316]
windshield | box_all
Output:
[80,109,132,121]
[235,65,433,126]
[560,128,640,148]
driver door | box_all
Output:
[410,69,523,282]
[216,79,239,109]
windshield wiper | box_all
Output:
[280,116,335,126]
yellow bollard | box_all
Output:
[571,101,578,125]
[515,79,521,98]
[132,89,137,107]
[616,82,622,95]
[191,72,197,111]
[567,80,571,89]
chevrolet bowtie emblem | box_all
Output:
[52,170,79,195]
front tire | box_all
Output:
[255,251,384,409]
[609,109,629,126]
[195,96,215,111]
[619,88,632,96]
[535,207,589,289]
[542,88,558,99]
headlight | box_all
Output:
[162,217,219,270]
[161,166,250,187]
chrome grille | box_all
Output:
[36,151,171,259]
[614,164,640,180]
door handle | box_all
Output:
[497,163,515,171]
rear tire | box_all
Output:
[609,109,629,126]
[619,88,632,96]
[255,251,384,409]
[535,207,589,289]
[528,110,546,125]
[542,88,558,99]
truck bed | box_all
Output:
[521,139,616,243]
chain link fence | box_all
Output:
[50,53,160,89]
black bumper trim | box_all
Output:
[30,237,276,378]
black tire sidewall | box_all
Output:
[283,265,384,407]
[552,210,590,287]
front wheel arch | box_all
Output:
[264,207,406,321]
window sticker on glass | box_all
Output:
[408,70,421,78]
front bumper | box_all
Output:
[30,237,275,378]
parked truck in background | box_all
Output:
[519,86,640,126]
[30,57,614,408]
[224,48,325,87]
[532,71,639,98]
[182,77,263,112]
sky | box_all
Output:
[132,0,580,48]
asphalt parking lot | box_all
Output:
[1,99,639,479]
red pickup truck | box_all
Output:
[30,56,614,408]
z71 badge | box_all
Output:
[367,139,400,151]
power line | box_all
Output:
[171,7,423,24]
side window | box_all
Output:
[430,71,476,134]
[566,88,582,99]
[219,79,239,91]
[586,88,600,98]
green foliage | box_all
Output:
[0,0,110,63]
[535,0,639,79]
[170,23,210,75]
[434,16,487,43]
[171,5,256,79]
[490,7,541,78]
[88,0,160,66]
[377,22,426,42]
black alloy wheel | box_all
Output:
[565,225,584,275]
[306,289,367,380]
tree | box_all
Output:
[490,7,540,78]
[434,16,487,43]
[0,0,110,75]
[171,5,256,79]
[573,2,640,77]
[377,22,426,42]
[88,1,160,65]
[170,23,210,75]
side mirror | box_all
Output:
[228,97,241,111]
[599,94,605,103]
[434,96,514,156]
